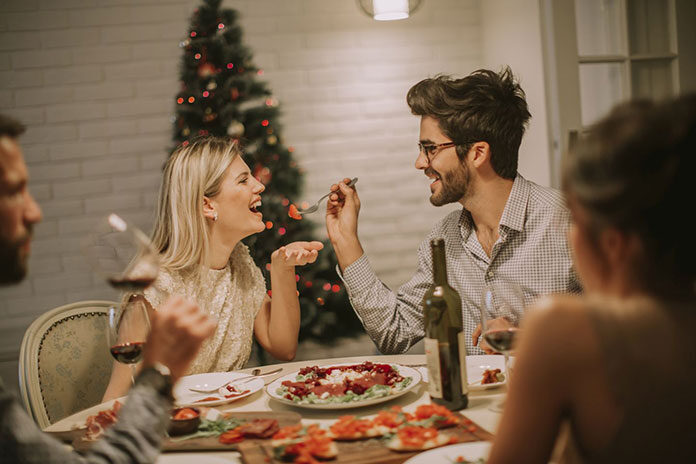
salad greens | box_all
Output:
[169,416,245,441]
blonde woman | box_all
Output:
[102,136,323,401]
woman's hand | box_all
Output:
[271,241,324,267]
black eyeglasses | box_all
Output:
[417,141,457,163]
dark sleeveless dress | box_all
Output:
[562,296,696,463]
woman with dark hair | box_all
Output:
[488,95,696,463]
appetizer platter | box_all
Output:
[266,361,421,409]
[239,403,494,464]
[44,402,302,452]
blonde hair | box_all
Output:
[151,136,241,272]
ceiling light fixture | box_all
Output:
[357,0,424,21]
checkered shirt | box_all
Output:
[338,174,581,355]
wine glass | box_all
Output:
[107,297,150,382]
[480,280,525,412]
[83,214,159,381]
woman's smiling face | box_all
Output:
[208,156,266,240]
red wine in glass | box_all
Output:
[107,276,157,293]
[110,341,146,364]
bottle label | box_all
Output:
[458,331,469,394]
[424,337,443,398]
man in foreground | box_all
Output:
[0,113,216,463]
[326,68,580,355]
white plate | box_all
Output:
[403,441,492,464]
[466,355,507,390]
[417,355,507,391]
[44,398,126,433]
[266,362,421,410]
[173,372,264,407]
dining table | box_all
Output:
[46,354,507,464]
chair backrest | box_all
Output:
[18,300,118,429]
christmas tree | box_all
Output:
[172,0,363,354]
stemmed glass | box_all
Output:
[83,214,159,381]
[480,280,525,412]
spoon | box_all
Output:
[296,177,358,215]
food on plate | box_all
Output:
[276,361,413,405]
[169,414,245,441]
[275,434,338,462]
[272,424,337,462]
[191,384,251,404]
[189,416,279,444]
[219,429,245,444]
[84,401,122,441]
[270,403,468,460]
[172,407,199,420]
[272,424,326,446]
[481,369,504,385]
[453,457,486,463]
[385,425,453,452]
[237,418,280,438]
[371,406,414,434]
[328,415,382,440]
[413,403,460,428]
[222,384,250,398]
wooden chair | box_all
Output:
[18,300,118,428]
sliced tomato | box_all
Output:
[219,428,245,444]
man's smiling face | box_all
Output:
[416,116,472,207]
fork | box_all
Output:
[296,177,358,215]
[188,367,283,393]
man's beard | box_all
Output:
[428,162,471,206]
[0,234,30,284]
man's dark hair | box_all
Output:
[0,114,26,139]
[406,67,531,179]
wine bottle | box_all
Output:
[423,238,468,410]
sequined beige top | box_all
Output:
[143,243,266,374]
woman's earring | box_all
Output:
[213,211,218,222]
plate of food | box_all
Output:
[173,372,264,407]
[266,361,421,409]
[466,355,506,391]
[403,441,491,463]
[416,355,506,391]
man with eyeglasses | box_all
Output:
[325,67,580,355]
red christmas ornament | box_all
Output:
[230,87,240,100]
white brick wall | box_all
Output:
[0,0,482,386]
